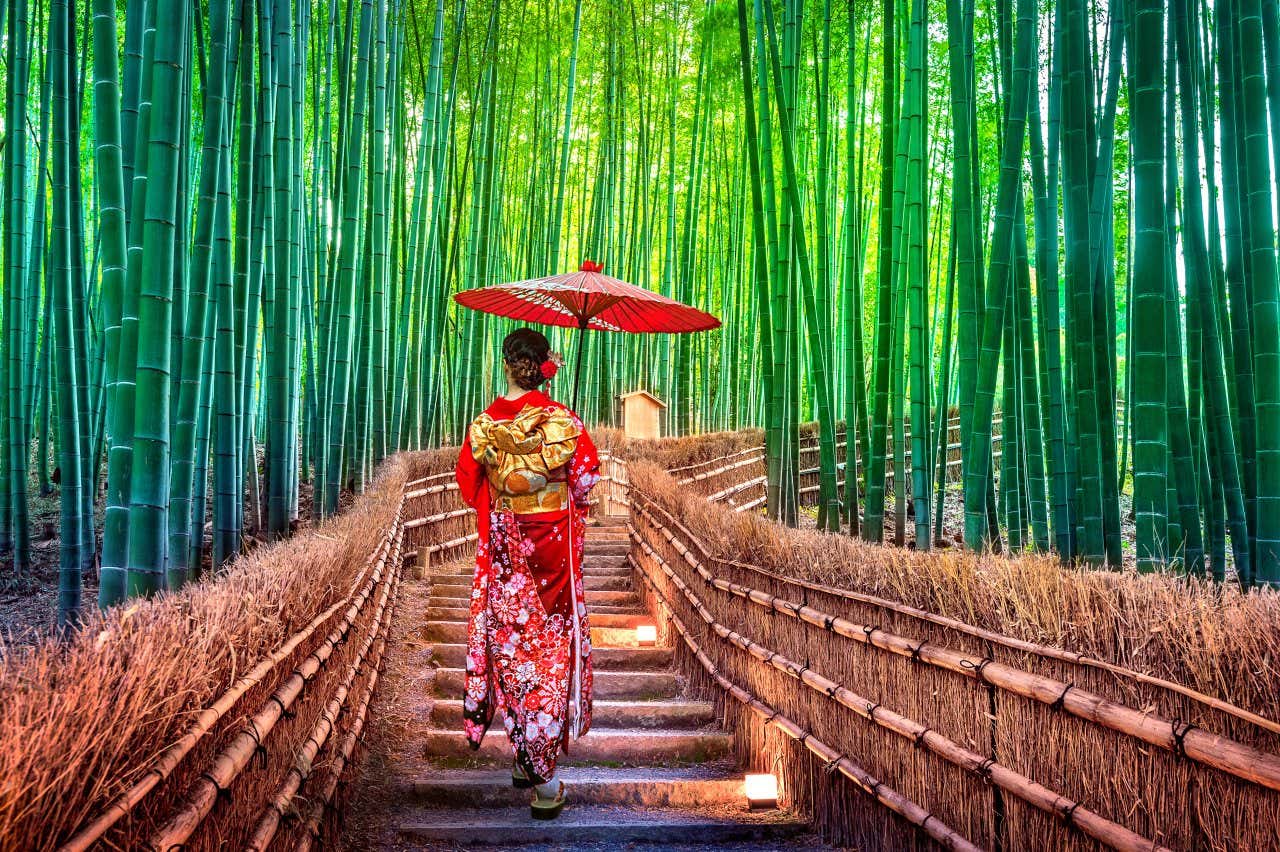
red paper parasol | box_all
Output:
[453,260,721,407]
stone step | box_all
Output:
[397,803,807,847]
[425,604,646,622]
[585,526,630,538]
[421,620,654,647]
[427,698,714,730]
[404,765,742,808]
[432,668,682,700]
[424,643,672,670]
[584,535,631,545]
[422,728,730,765]
[584,543,631,556]
[431,557,629,578]
[428,572,632,591]
[428,584,639,607]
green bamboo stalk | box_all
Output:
[125,0,189,598]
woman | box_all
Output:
[454,328,600,820]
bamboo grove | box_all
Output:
[0,0,1277,628]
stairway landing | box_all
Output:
[341,520,825,850]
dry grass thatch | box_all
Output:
[626,457,1280,851]
[0,449,457,852]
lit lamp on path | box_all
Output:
[635,624,657,647]
[744,773,779,810]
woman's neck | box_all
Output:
[502,383,531,401]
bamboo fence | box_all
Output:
[0,449,466,851]
[622,452,1280,852]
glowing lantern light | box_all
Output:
[744,773,778,810]
[635,624,657,646]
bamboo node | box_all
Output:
[913,728,931,749]
[975,757,997,782]
[1059,800,1081,828]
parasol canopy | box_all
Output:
[453,260,721,334]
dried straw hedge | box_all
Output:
[626,458,1280,852]
[0,449,454,851]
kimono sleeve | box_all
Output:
[455,433,488,510]
[567,423,602,508]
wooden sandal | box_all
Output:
[530,780,566,820]
[511,762,534,789]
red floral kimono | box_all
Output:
[454,390,600,784]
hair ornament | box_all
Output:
[540,351,564,380]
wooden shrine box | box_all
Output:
[617,390,667,440]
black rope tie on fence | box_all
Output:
[267,693,290,718]
[200,771,233,807]
[824,614,836,632]
[245,724,269,769]
[1060,800,1081,829]
[913,727,931,749]
[823,756,843,775]
[865,701,880,718]
[976,756,997,783]
[961,655,995,686]
[908,640,926,664]
[862,624,877,645]
[1049,682,1075,713]
[1171,720,1197,759]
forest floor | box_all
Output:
[0,485,86,641]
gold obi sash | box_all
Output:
[470,404,580,516]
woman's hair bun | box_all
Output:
[502,328,552,391]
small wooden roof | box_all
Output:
[617,389,668,408]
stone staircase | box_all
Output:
[343,520,820,850]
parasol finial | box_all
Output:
[580,259,603,273]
